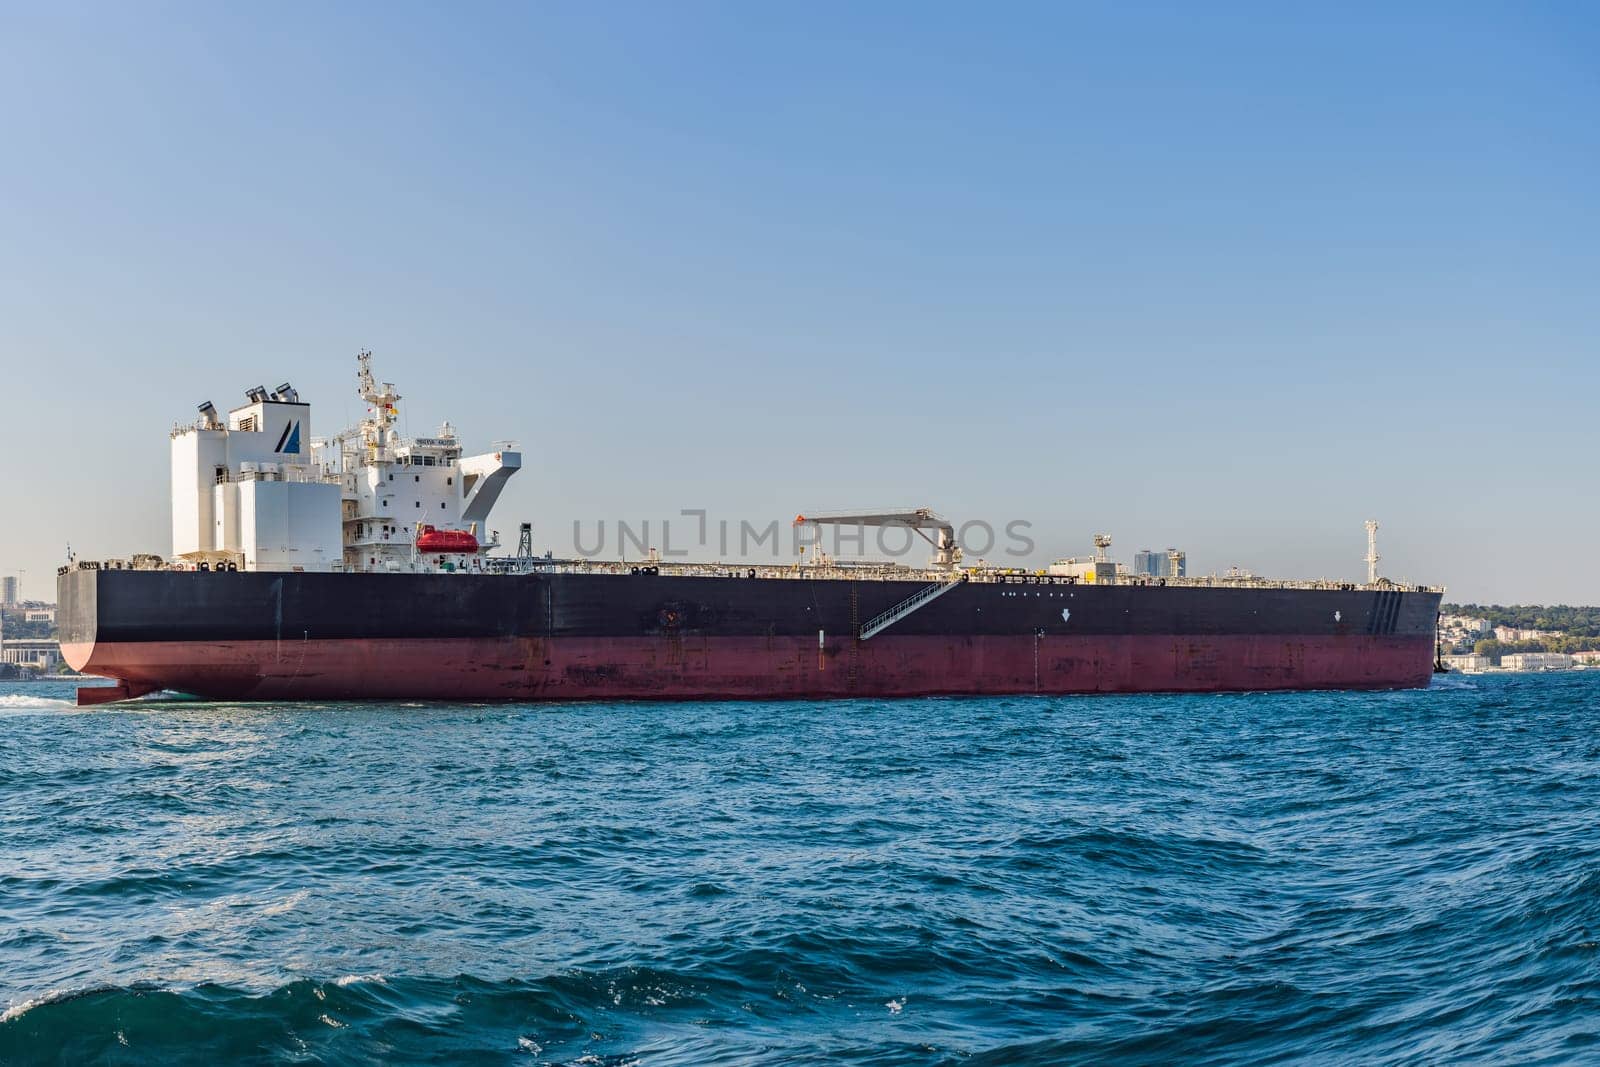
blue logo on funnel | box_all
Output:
[274,421,302,454]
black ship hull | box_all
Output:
[60,568,1441,703]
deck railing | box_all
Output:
[58,557,1443,594]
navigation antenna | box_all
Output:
[1365,520,1380,584]
[356,349,375,399]
[1093,533,1112,563]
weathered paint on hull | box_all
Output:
[63,633,1436,703]
[59,567,1441,704]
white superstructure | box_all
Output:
[169,352,519,573]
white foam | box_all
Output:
[332,973,386,987]
[886,998,905,1014]
[1,986,109,1023]
[0,694,75,711]
[0,995,44,1024]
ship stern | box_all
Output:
[57,566,159,705]
[56,565,99,673]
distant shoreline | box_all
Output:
[4,674,98,683]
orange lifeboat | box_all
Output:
[415,524,479,553]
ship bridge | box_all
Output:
[169,352,520,574]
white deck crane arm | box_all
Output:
[792,508,961,568]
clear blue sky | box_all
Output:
[2,2,1596,604]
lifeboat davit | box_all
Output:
[415,524,479,553]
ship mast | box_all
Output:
[356,348,403,465]
[1365,520,1380,584]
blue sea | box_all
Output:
[2,674,1598,1065]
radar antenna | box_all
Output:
[1093,533,1112,563]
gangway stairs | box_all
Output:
[859,576,966,640]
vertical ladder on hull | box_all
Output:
[859,577,965,640]
[848,585,861,687]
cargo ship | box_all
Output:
[59,354,1442,705]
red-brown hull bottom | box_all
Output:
[65,634,1436,703]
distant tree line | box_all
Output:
[0,609,57,640]
[1440,603,1600,660]
[1442,604,1600,638]
[1467,636,1600,659]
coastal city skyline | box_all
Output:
[3,5,1597,604]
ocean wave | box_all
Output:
[0,972,749,1066]
[3,678,1600,1064]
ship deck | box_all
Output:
[61,557,1442,595]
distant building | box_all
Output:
[1,576,16,608]
[1437,615,1493,653]
[1501,652,1572,671]
[0,639,60,672]
[23,606,55,624]
[1571,650,1600,665]
[1443,653,1493,672]
[1130,548,1186,578]
[1494,626,1559,644]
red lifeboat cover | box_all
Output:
[415,525,479,553]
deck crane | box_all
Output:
[792,508,961,569]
